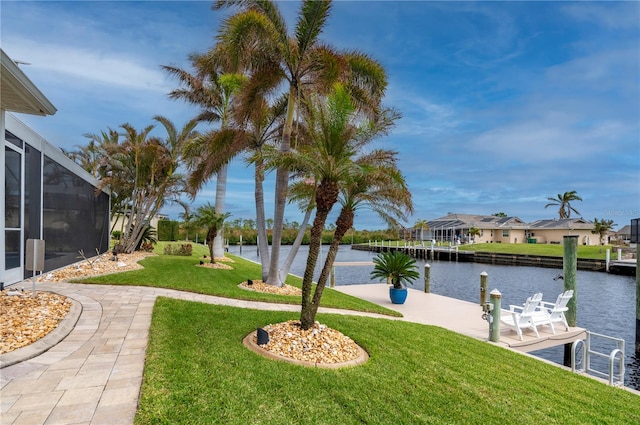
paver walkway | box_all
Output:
[0,283,392,424]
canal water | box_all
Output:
[228,244,639,390]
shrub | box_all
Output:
[140,242,154,252]
[163,243,193,256]
[178,244,193,256]
[158,220,180,241]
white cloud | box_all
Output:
[7,39,171,93]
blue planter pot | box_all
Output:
[389,287,408,304]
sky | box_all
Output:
[3,1,639,231]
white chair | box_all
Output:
[500,293,543,341]
[532,290,573,334]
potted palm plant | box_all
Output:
[370,251,420,304]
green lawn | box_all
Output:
[136,298,639,425]
[404,243,617,260]
[362,241,620,259]
[458,243,617,259]
[76,242,400,317]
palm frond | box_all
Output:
[295,0,332,60]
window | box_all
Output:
[502,230,510,237]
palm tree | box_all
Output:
[164,56,246,259]
[75,128,122,230]
[545,191,583,219]
[289,84,359,309]
[93,117,197,253]
[177,201,198,242]
[214,0,388,286]
[300,148,412,328]
[414,219,429,241]
[278,82,399,329]
[194,203,231,263]
[469,227,481,243]
[592,218,615,252]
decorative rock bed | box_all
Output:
[243,320,369,369]
[0,291,72,354]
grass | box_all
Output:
[457,243,618,259]
[76,241,400,317]
[136,298,639,425]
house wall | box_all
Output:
[110,214,166,237]
[2,114,110,286]
[471,229,527,244]
[528,229,596,245]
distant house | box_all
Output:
[527,218,595,245]
[613,225,631,244]
[404,213,602,246]
[110,213,169,236]
[405,213,529,244]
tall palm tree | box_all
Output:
[163,54,246,258]
[194,203,231,264]
[233,92,288,280]
[545,191,583,219]
[214,0,388,286]
[301,149,412,328]
[591,218,615,252]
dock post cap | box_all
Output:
[490,289,502,297]
[480,271,488,276]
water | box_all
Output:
[228,244,639,390]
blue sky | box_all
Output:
[3,1,639,230]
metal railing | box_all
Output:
[571,331,625,386]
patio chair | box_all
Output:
[500,293,543,340]
[532,290,573,334]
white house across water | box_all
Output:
[406,213,603,246]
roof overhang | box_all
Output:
[1,49,56,116]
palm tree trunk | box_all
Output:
[279,208,312,281]
[254,160,270,281]
[213,163,228,258]
[303,208,354,328]
[207,227,216,264]
[300,181,339,330]
[266,87,297,286]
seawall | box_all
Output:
[352,244,634,275]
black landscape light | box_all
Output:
[199,260,204,265]
[247,279,253,286]
[257,327,269,345]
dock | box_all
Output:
[333,283,586,353]
[609,259,637,276]
[352,244,635,275]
